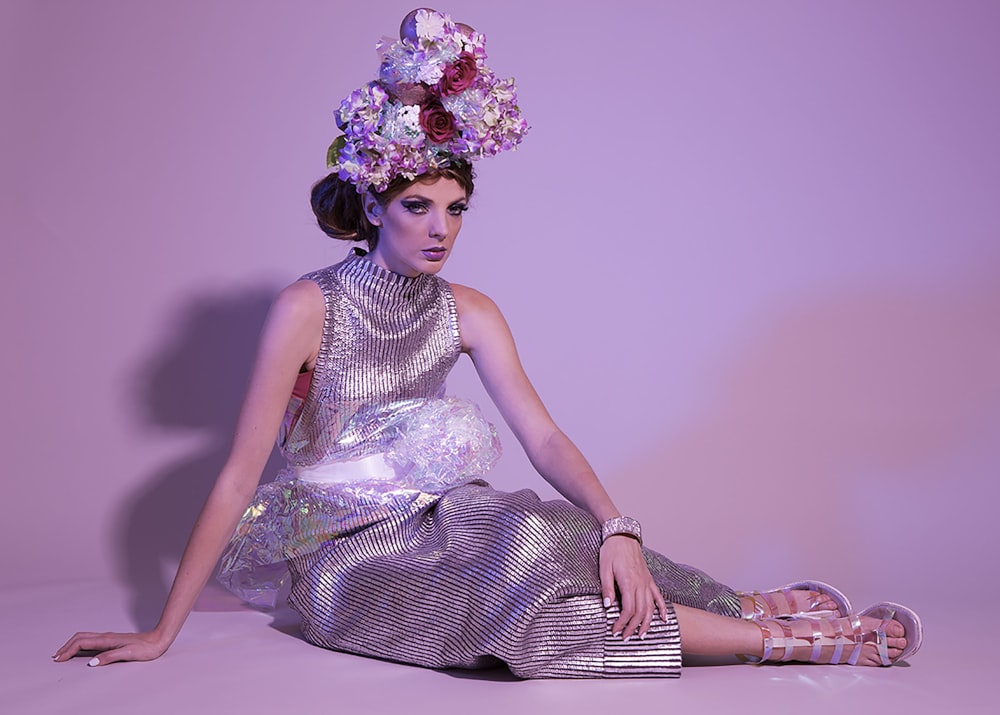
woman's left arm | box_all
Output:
[452,284,667,640]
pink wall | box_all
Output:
[3,0,998,622]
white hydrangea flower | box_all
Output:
[399,105,421,132]
[328,9,528,192]
[416,61,444,84]
[415,9,446,40]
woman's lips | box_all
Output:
[422,247,447,261]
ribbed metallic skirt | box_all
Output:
[287,482,741,679]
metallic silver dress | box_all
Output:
[218,250,741,678]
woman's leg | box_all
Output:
[673,604,908,666]
[737,589,845,619]
[674,604,763,656]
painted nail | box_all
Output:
[88,657,100,667]
[603,597,611,608]
[612,630,622,637]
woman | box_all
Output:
[55,9,920,677]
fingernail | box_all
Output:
[612,630,621,637]
[603,597,611,608]
[88,657,100,667]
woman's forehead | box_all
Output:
[397,177,468,202]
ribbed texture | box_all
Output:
[288,483,688,678]
[284,251,462,466]
[230,249,745,678]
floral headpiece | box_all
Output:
[327,8,529,192]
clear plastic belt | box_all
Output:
[294,453,397,484]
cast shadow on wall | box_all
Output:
[113,286,286,631]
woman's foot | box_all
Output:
[738,580,851,620]
[751,608,911,666]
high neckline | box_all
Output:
[338,248,430,301]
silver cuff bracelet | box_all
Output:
[601,515,642,545]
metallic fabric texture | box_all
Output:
[284,249,462,467]
[218,249,743,678]
[287,483,687,678]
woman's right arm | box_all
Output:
[54,279,325,666]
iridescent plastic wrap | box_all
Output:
[219,252,476,606]
[216,251,741,678]
[282,251,462,468]
[218,397,501,607]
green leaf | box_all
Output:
[326,136,346,168]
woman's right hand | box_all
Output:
[52,630,170,666]
[52,282,326,669]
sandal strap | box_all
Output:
[749,606,905,667]
[755,614,869,665]
[861,607,896,666]
[842,613,861,665]
[742,592,767,620]
[740,590,787,619]
[808,618,826,663]
[739,584,840,620]
[775,620,797,662]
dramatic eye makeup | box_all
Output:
[401,199,428,214]
[398,197,468,216]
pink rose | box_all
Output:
[420,100,457,143]
[436,53,478,96]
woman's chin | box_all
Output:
[418,254,450,273]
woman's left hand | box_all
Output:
[599,535,668,640]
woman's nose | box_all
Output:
[428,210,447,238]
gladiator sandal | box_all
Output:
[738,580,852,620]
[746,602,922,666]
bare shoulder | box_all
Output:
[271,279,325,324]
[252,279,326,371]
[449,283,512,353]
[450,282,500,318]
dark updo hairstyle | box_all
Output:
[310,162,475,250]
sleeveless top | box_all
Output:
[280,249,463,468]
[217,250,501,605]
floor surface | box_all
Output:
[5,580,989,715]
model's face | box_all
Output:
[366,177,469,277]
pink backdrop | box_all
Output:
[3,0,999,658]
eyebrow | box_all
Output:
[400,194,468,204]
